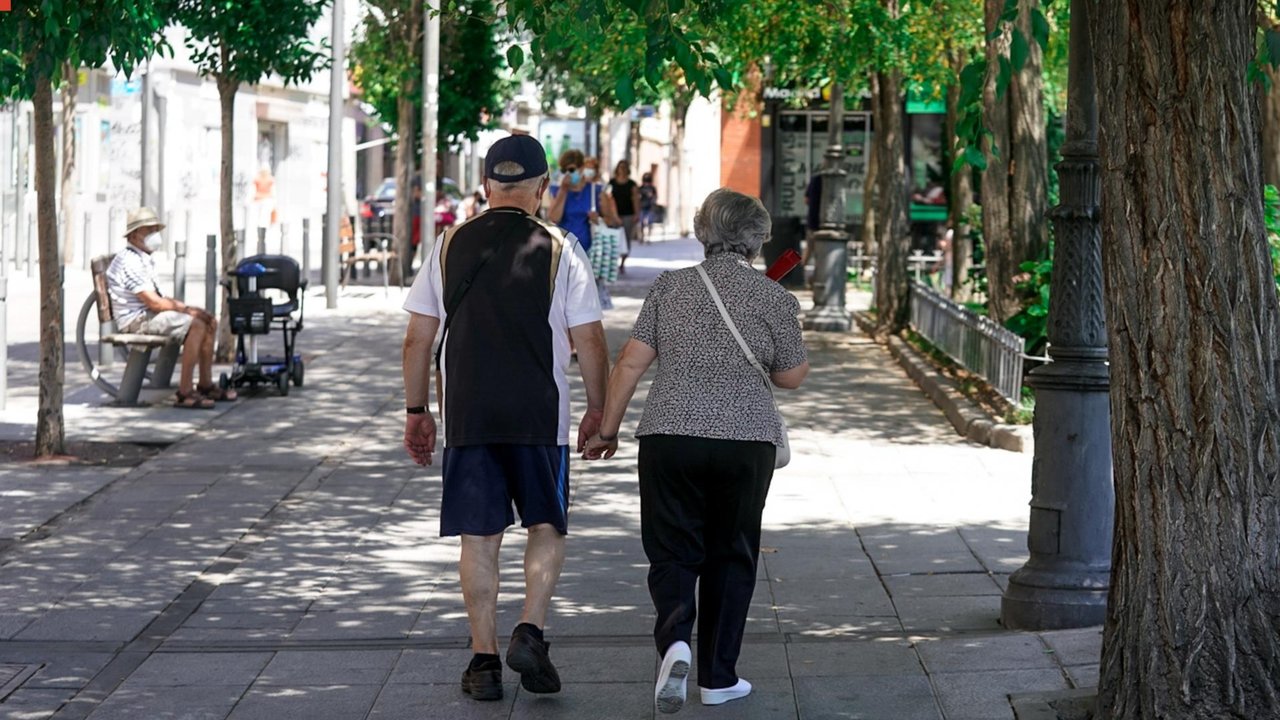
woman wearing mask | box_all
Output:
[549,152,620,308]
[609,161,641,274]
[584,189,809,714]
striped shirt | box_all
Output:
[105,246,160,330]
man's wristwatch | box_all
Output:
[406,406,427,415]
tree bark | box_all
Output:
[1007,0,1048,280]
[391,93,414,285]
[981,0,1014,320]
[34,81,65,457]
[872,68,910,337]
[216,72,237,363]
[60,62,78,265]
[862,74,880,258]
[1092,1,1280,718]
[946,50,973,300]
[1261,64,1280,187]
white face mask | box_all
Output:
[583,168,597,180]
[143,232,163,252]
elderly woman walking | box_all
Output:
[585,188,809,714]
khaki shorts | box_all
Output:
[122,310,193,339]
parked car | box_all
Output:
[359,176,462,236]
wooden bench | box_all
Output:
[74,255,182,404]
[340,232,402,292]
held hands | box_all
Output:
[588,210,600,224]
[577,408,603,453]
[404,412,438,466]
[583,434,618,461]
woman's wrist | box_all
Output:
[597,431,617,442]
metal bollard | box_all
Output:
[302,218,311,284]
[81,209,91,270]
[0,276,7,410]
[257,226,266,256]
[205,234,217,313]
[173,240,187,302]
[25,214,33,278]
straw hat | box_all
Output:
[123,207,166,237]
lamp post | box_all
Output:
[804,82,852,332]
[420,1,439,266]
[1000,0,1113,630]
[323,0,344,309]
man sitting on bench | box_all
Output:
[106,207,237,409]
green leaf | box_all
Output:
[1031,9,1050,51]
[1010,29,1028,71]
[506,44,524,71]
[1267,30,1280,68]
[712,66,733,90]
[964,145,988,170]
[615,73,635,107]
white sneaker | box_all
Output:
[654,641,692,714]
[700,678,752,706]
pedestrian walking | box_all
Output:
[402,134,610,702]
[610,160,641,274]
[548,152,621,309]
[584,188,810,714]
[639,172,658,241]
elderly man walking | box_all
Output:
[106,207,235,409]
[401,135,610,702]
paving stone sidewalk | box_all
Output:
[0,237,1101,720]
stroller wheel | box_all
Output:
[291,359,305,388]
[276,372,290,396]
[219,372,230,390]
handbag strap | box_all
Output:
[695,264,773,388]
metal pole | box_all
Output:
[279,222,287,256]
[257,226,266,256]
[173,240,187,302]
[205,234,217,313]
[324,0,344,309]
[81,208,91,270]
[803,82,852,331]
[24,213,33,278]
[302,217,311,283]
[0,277,7,410]
[421,0,439,265]
[15,107,27,276]
[141,62,152,210]
[1000,0,1112,630]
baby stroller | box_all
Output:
[221,254,306,395]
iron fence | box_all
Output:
[908,280,1025,404]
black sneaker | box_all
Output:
[505,623,561,693]
[461,656,503,701]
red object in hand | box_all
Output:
[765,249,802,281]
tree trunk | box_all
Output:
[33,81,65,458]
[1261,64,1280,187]
[872,68,910,337]
[981,0,1014,320]
[1092,1,1280,718]
[391,93,414,286]
[60,62,78,265]
[862,74,880,258]
[216,73,237,363]
[946,50,973,300]
[1007,0,1048,278]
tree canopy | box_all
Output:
[173,0,329,89]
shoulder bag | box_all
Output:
[695,264,791,469]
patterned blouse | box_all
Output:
[631,252,807,447]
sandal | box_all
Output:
[175,391,215,410]
[197,384,238,402]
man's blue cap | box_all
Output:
[484,134,549,182]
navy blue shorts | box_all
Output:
[439,444,570,537]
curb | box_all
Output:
[855,312,1031,454]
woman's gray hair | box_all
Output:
[694,188,771,259]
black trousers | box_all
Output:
[638,434,775,690]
